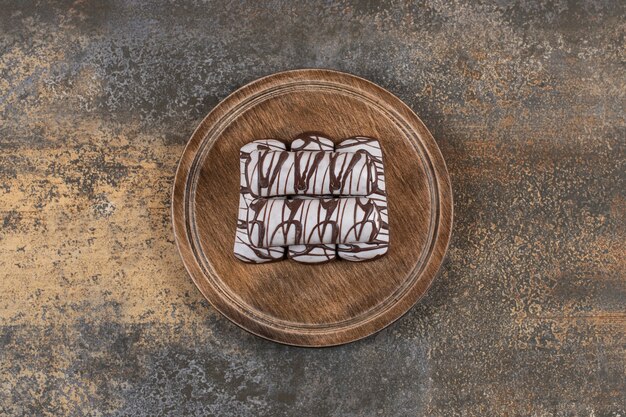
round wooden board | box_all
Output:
[172,69,453,347]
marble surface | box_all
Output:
[1,1,624,415]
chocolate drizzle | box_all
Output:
[248,197,381,248]
[248,150,376,197]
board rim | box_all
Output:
[172,69,453,347]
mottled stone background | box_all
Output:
[1,0,624,416]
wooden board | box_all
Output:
[172,69,453,346]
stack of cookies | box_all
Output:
[234,132,389,263]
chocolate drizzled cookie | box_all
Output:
[248,197,382,248]
[247,150,376,197]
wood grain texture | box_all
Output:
[172,70,452,346]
